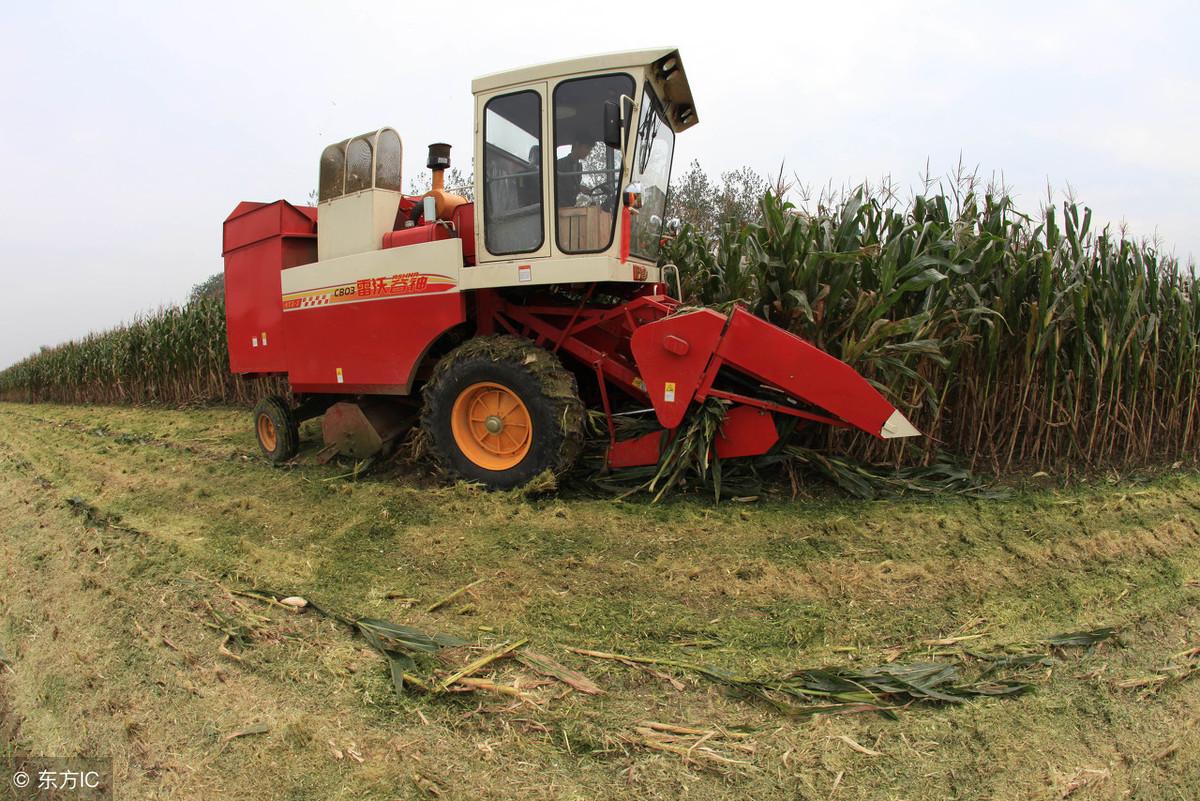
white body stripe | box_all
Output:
[282,238,463,294]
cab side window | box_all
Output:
[553,74,634,253]
[483,91,544,255]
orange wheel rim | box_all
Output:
[257,413,278,452]
[450,381,532,471]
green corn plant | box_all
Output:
[661,177,1200,475]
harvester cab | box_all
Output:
[222,47,919,489]
[465,49,692,285]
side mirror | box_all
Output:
[623,182,644,210]
[602,100,622,149]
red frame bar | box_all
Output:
[477,291,855,463]
[706,389,850,427]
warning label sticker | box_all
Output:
[664,381,676,403]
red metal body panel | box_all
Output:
[223,200,317,255]
[452,203,476,265]
[223,198,467,396]
[385,201,472,263]
[607,429,667,468]
[381,222,452,249]
[714,405,779,458]
[284,292,465,394]
[222,201,317,374]
[629,309,726,429]
[714,307,895,438]
[605,405,779,468]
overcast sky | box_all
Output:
[1,0,1196,369]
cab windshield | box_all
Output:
[628,83,675,261]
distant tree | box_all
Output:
[713,165,771,229]
[407,166,475,201]
[668,160,770,237]
[188,273,224,305]
[667,160,717,232]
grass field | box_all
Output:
[1,402,1199,800]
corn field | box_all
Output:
[665,184,1198,474]
[1,180,1195,476]
[0,296,282,406]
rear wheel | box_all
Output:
[253,395,299,463]
[421,337,584,489]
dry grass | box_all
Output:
[1,402,1199,799]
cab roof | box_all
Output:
[471,48,698,132]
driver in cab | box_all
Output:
[556,135,595,208]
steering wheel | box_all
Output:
[586,181,614,206]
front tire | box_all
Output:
[253,395,299,463]
[421,336,584,489]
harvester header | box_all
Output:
[222,48,918,488]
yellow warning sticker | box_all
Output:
[336,367,344,384]
[633,376,646,391]
[261,331,268,346]
[664,381,676,402]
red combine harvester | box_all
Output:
[222,48,919,488]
